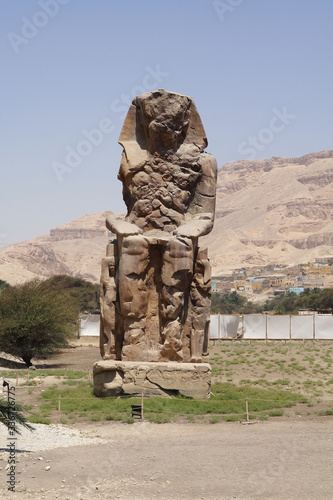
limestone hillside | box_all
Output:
[203,149,333,273]
[0,150,332,284]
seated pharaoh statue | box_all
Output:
[100,89,217,363]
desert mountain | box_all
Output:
[203,149,333,273]
[0,212,113,285]
[0,150,332,285]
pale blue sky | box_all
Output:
[1,0,332,246]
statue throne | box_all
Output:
[100,90,217,364]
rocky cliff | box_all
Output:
[202,149,333,272]
[0,212,114,285]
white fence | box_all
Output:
[210,315,241,339]
[210,314,333,340]
[79,314,100,336]
[80,313,333,340]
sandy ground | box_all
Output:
[1,419,333,500]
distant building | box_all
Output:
[298,309,316,315]
[286,265,301,276]
[249,278,265,292]
[263,275,285,288]
[235,279,246,291]
[289,287,305,295]
[303,260,332,276]
[211,277,232,293]
[243,278,265,293]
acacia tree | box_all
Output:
[45,275,99,312]
[0,279,79,367]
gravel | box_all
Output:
[0,423,107,453]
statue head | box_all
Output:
[108,257,116,277]
[118,89,208,163]
[137,91,191,151]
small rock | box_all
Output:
[45,466,51,471]
[38,456,44,461]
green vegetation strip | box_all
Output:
[0,369,88,379]
[29,382,307,424]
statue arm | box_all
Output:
[106,213,142,237]
[173,215,213,239]
[174,154,217,239]
[107,151,143,237]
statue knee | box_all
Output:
[162,237,194,287]
[119,235,149,275]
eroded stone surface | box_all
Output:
[100,89,217,363]
[93,360,211,399]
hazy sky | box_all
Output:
[1,0,332,246]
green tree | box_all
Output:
[211,292,247,314]
[259,288,333,314]
[45,275,99,312]
[0,279,10,293]
[317,289,333,310]
[0,279,79,367]
[274,304,286,315]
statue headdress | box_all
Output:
[118,89,208,166]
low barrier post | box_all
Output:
[141,391,144,420]
[245,396,249,422]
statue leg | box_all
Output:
[100,241,121,360]
[118,235,149,361]
[190,247,211,362]
[160,237,194,361]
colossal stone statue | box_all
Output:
[100,89,217,364]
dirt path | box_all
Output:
[1,419,333,499]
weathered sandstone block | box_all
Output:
[93,360,211,399]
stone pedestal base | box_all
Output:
[93,361,211,399]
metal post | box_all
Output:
[265,315,268,343]
[245,396,249,422]
[3,380,9,403]
[141,391,144,420]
